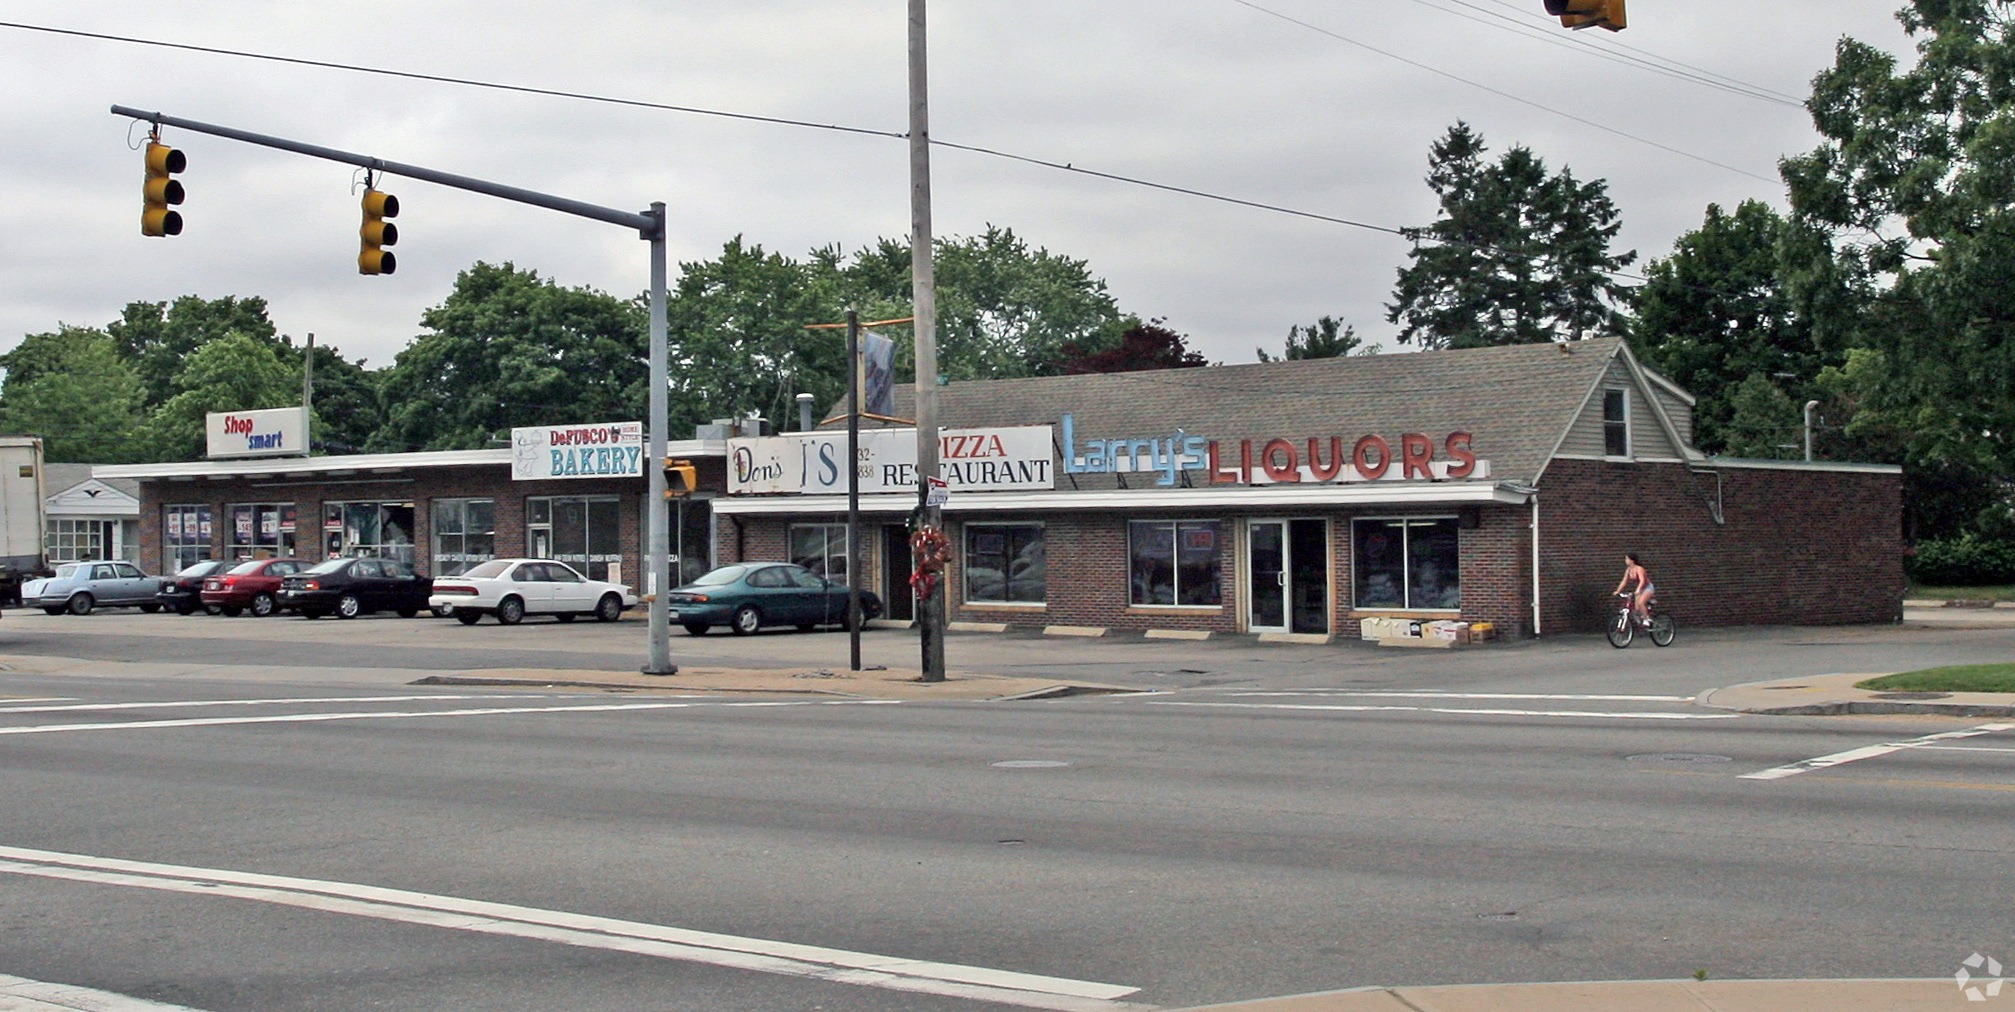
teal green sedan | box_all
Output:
[665,563,883,636]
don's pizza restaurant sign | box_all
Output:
[729,426,1054,495]
[511,422,645,480]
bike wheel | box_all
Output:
[1649,613,1676,647]
[1606,610,1634,648]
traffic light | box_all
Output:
[358,187,399,275]
[1543,0,1624,30]
[664,458,698,498]
[141,140,185,237]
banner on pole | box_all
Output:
[860,329,896,417]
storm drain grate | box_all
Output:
[1627,753,1733,764]
[1477,912,1519,921]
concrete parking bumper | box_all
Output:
[1167,978,1976,1012]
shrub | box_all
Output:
[1906,534,2015,586]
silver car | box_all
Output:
[23,561,164,615]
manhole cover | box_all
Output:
[1626,753,1733,764]
[990,760,1071,769]
[1871,691,1951,700]
[1477,912,1519,921]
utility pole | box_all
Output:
[909,0,946,682]
[111,105,676,676]
[301,332,314,457]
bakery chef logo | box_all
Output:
[1958,953,2006,1001]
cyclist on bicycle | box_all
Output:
[1614,552,1654,627]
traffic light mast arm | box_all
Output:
[110,105,659,237]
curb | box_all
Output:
[1162,977,1965,1012]
[1697,675,2015,718]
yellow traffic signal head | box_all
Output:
[664,458,699,497]
[1543,0,1624,30]
[358,187,399,275]
[141,140,185,237]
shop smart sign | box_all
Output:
[205,406,309,458]
[1058,414,1490,485]
[729,426,1054,494]
[512,422,645,480]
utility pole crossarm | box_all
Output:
[110,105,658,235]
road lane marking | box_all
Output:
[0,699,901,736]
[0,694,548,714]
[0,846,1142,1011]
[1203,691,1697,702]
[1738,723,2015,780]
[1143,700,1736,720]
[0,697,78,703]
[1913,745,2015,753]
[0,973,217,1011]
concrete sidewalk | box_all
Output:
[0,653,1120,701]
[1169,978,1976,1011]
[1701,670,2015,717]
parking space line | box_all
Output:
[0,846,1142,1011]
[1739,723,2015,780]
[0,972,216,1011]
[0,699,900,736]
[0,694,547,715]
[1143,700,1737,720]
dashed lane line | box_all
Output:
[0,973,216,1011]
[0,699,901,736]
[0,846,1143,1012]
[1141,700,1736,720]
[1738,723,2015,780]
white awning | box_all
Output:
[712,480,1532,516]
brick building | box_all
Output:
[716,339,1904,636]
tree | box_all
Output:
[1630,201,1841,452]
[1387,122,1635,349]
[1055,319,1207,374]
[666,237,840,432]
[372,263,647,451]
[148,333,302,460]
[1781,0,2015,476]
[828,226,1129,380]
[1720,373,1804,459]
[106,295,280,407]
[0,328,149,462]
[1257,315,1375,362]
[297,343,384,453]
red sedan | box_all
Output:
[200,557,308,617]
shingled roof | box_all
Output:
[883,337,1643,487]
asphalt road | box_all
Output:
[0,613,2009,1011]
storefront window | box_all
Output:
[227,503,296,560]
[1353,518,1460,610]
[790,523,849,582]
[163,504,213,572]
[1129,520,1221,607]
[965,523,1044,603]
[527,495,621,581]
[323,501,416,565]
[46,519,107,562]
[432,498,496,576]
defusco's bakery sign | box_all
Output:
[511,422,645,480]
[1059,413,1489,485]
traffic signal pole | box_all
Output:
[111,105,678,675]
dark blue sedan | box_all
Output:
[666,563,883,636]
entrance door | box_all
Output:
[1248,522,1287,632]
[1249,519,1330,634]
[882,525,915,622]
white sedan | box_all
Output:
[428,558,637,625]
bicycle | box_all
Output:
[1608,592,1675,648]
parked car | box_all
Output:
[279,557,434,619]
[665,562,883,636]
[158,559,235,615]
[24,561,164,615]
[200,557,307,617]
[428,558,637,625]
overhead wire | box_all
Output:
[1225,0,1777,183]
[1471,0,1807,103]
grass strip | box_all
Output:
[1858,665,2015,694]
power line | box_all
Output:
[1404,0,1805,107]
[1226,0,1779,183]
[1472,0,1807,103]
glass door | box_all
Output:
[1248,521,1287,632]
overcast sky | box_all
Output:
[0,2,1910,371]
